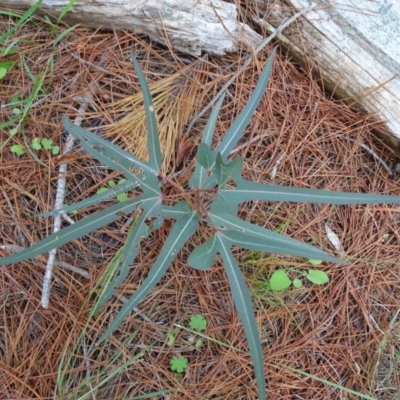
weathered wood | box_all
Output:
[1,0,261,55]
[4,0,400,152]
[252,0,400,154]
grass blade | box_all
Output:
[0,0,42,43]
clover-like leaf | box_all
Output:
[189,315,207,331]
[306,270,329,285]
[170,357,188,373]
[52,145,60,155]
[292,278,303,288]
[11,144,25,155]
[32,137,42,150]
[41,138,53,150]
[269,270,291,291]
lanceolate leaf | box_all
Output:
[38,179,141,217]
[63,116,158,176]
[130,54,162,173]
[216,48,276,160]
[0,196,160,266]
[228,180,400,205]
[209,213,345,264]
[188,235,218,270]
[202,93,225,146]
[98,210,199,344]
[216,234,266,400]
[219,229,343,263]
[93,210,155,314]
[189,94,225,190]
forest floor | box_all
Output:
[0,6,400,400]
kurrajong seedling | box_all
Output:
[2,49,400,400]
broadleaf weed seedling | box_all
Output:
[2,50,400,400]
[10,137,60,156]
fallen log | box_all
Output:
[251,0,400,154]
[2,0,400,154]
[0,0,261,55]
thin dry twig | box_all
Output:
[0,244,90,279]
[41,51,114,308]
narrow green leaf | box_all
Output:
[94,212,152,314]
[306,270,329,285]
[203,93,225,146]
[130,55,162,173]
[58,0,76,20]
[97,211,198,344]
[269,270,292,291]
[0,199,145,266]
[188,235,218,270]
[227,180,400,205]
[38,181,143,217]
[189,93,225,190]
[209,213,345,264]
[216,235,266,400]
[63,115,159,177]
[52,25,77,48]
[216,48,276,160]
[0,0,42,44]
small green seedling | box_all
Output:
[96,179,128,202]
[189,314,207,349]
[10,137,60,156]
[10,144,25,156]
[0,61,14,79]
[269,259,329,291]
[170,356,188,373]
[189,314,207,331]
